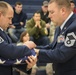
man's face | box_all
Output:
[70,3,75,11]
[0,8,13,30]
[23,33,30,42]
[15,4,22,14]
[48,2,64,26]
[42,6,48,13]
[33,13,41,22]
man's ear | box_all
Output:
[61,7,66,15]
[0,12,3,18]
[0,12,2,17]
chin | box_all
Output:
[4,29,7,31]
[4,27,8,30]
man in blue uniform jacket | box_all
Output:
[0,1,37,75]
[35,0,76,75]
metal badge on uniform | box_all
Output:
[0,36,4,43]
[57,35,65,43]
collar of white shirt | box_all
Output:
[60,12,74,30]
[0,27,3,31]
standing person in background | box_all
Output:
[35,0,76,75]
[0,1,37,75]
[8,2,27,43]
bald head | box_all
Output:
[0,1,13,15]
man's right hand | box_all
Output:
[20,22,24,26]
[23,41,36,49]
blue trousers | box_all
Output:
[8,28,25,43]
[30,36,50,46]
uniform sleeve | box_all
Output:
[15,64,32,74]
[38,31,76,63]
[36,43,53,49]
[0,40,32,59]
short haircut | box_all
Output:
[33,11,40,16]
[70,0,74,3]
[15,2,22,6]
[0,1,9,15]
[49,0,71,8]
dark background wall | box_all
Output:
[2,0,76,19]
[3,0,49,19]
[74,0,76,5]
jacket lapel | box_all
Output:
[61,14,76,33]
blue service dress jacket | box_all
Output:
[0,28,35,75]
[38,13,76,75]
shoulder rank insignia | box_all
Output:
[65,32,76,47]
